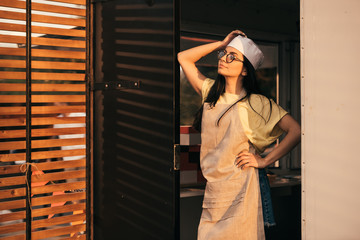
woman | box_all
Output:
[177,30,301,240]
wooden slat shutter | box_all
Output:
[0,0,90,239]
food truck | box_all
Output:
[0,0,359,239]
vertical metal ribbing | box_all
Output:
[25,0,32,239]
[85,0,92,239]
[173,0,180,239]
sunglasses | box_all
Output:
[217,49,243,63]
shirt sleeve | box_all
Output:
[243,95,288,153]
[201,78,215,103]
[265,98,288,140]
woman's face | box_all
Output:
[217,46,245,79]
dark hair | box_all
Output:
[193,56,272,131]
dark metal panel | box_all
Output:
[93,0,179,239]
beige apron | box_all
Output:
[198,93,265,240]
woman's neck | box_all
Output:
[224,76,244,95]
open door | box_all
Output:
[92,0,180,239]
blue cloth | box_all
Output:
[259,168,276,227]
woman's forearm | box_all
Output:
[263,127,301,167]
[177,41,223,64]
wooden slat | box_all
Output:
[0,199,25,211]
[0,222,25,235]
[32,213,86,229]
[0,170,84,188]
[0,10,86,27]
[0,149,86,162]
[0,234,25,240]
[32,192,85,207]
[61,234,86,240]
[0,175,25,188]
[0,106,86,115]
[32,203,85,218]
[0,165,24,175]
[0,153,25,163]
[0,59,86,70]
[0,34,85,49]
[32,223,86,240]
[32,149,86,161]
[35,159,86,172]
[33,138,86,149]
[0,83,85,92]
[0,159,85,175]
[32,181,85,195]
[32,170,86,183]
[0,188,25,200]
[0,116,86,127]
[0,48,86,60]
[0,192,84,211]
[0,95,85,103]
[0,127,86,139]
[0,72,85,81]
[0,138,85,151]
[0,22,86,38]
[0,0,86,17]
[48,0,86,5]
[0,211,25,223]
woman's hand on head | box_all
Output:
[221,30,247,49]
[235,150,267,169]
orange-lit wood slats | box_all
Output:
[0,48,86,60]
[0,10,86,27]
[0,199,25,211]
[32,182,86,196]
[32,213,86,229]
[0,188,26,201]
[46,0,86,5]
[0,176,25,188]
[0,0,88,238]
[32,192,86,207]
[0,117,86,127]
[0,35,85,48]
[32,203,86,218]
[0,95,86,103]
[0,83,85,92]
[0,0,86,17]
[0,235,26,240]
[0,211,25,223]
[0,127,86,139]
[0,106,86,115]
[0,72,85,81]
[32,224,86,240]
[32,170,86,184]
[0,149,86,162]
[0,59,86,70]
[0,223,25,236]
[0,192,85,212]
[0,159,85,175]
[0,138,86,151]
[0,23,86,38]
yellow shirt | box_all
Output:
[202,78,288,153]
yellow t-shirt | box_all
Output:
[201,78,288,153]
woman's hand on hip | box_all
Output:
[235,150,267,169]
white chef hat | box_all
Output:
[227,35,264,70]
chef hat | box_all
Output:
[227,35,264,70]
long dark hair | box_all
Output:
[193,56,272,131]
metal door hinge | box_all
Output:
[91,80,141,91]
[173,144,180,171]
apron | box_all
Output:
[198,93,265,240]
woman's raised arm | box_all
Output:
[177,30,244,96]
